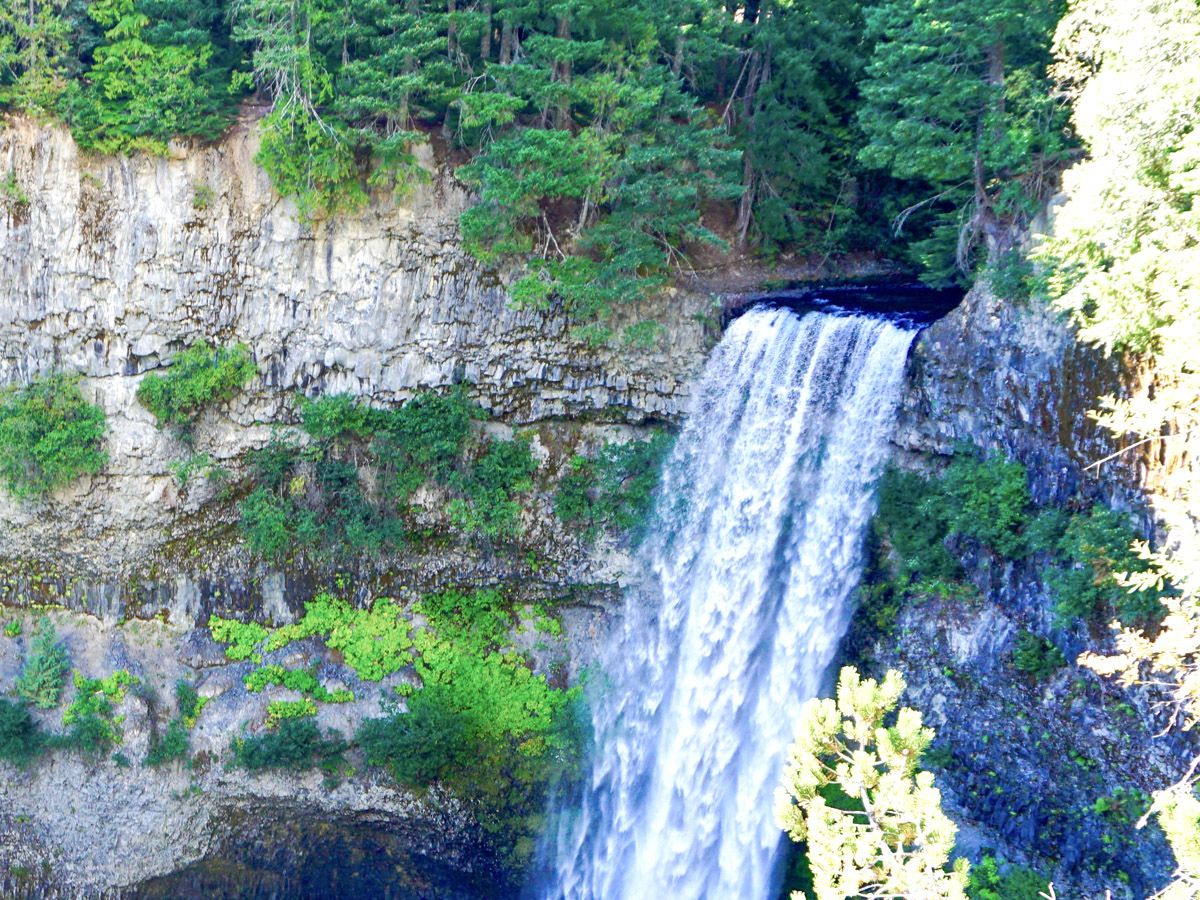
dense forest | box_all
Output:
[0,0,1070,340]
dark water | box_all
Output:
[126,808,504,900]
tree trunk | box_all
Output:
[499,18,513,64]
[447,0,457,62]
[554,14,572,129]
[480,1,492,60]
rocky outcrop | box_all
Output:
[0,115,712,589]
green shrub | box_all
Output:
[872,467,958,583]
[968,855,1051,900]
[449,436,536,539]
[14,618,70,709]
[555,432,673,538]
[59,670,138,754]
[175,679,208,727]
[1012,630,1066,680]
[244,664,353,703]
[358,683,476,788]
[136,342,256,432]
[208,616,269,662]
[145,718,190,767]
[0,699,45,767]
[239,486,299,558]
[0,373,107,498]
[1047,506,1165,626]
[265,698,318,727]
[4,620,21,638]
[939,452,1033,559]
[231,718,347,772]
[266,595,413,682]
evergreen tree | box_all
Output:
[778,666,969,900]
[856,0,1067,280]
[58,0,238,153]
[0,0,70,111]
[14,617,70,710]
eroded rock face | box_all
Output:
[0,116,711,578]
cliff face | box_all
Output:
[872,282,1190,896]
[0,115,710,595]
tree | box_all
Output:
[777,666,969,900]
[856,0,1068,280]
[14,617,70,709]
[58,0,238,154]
[0,0,71,111]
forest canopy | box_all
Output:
[0,0,1073,337]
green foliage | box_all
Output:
[0,373,107,498]
[58,0,240,154]
[939,453,1033,559]
[145,717,190,766]
[265,697,318,727]
[1046,507,1165,626]
[136,342,256,433]
[1091,787,1151,827]
[267,594,413,682]
[0,699,45,767]
[3,620,21,638]
[856,0,1068,279]
[14,617,70,709]
[779,666,969,899]
[238,389,480,559]
[175,678,207,727]
[967,855,1051,900]
[59,669,137,754]
[873,467,959,585]
[232,718,347,772]
[208,616,269,662]
[555,432,672,538]
[244,664,354,703]
[448,436,536,539]
[1012,629,1066,681]
[358,587,580,871]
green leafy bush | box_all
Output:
[967,855,1051,900]
[59,670,138,754]
[0,699,45,767]
[175,679,208,727]
[136,342,256,432]
[244,664,353,703]
[0,373,107,498]
[872,467,959,584]
[1046,507,1165,626]
[555,433,674,538]
[14,618,70,709]
[448,437,536,539]
[939,453,1033,559]
[3,620,20,638]
[1012,630,1066,681]
[238,389,480,559]
[208,616,269,662]
[145,718,190,767]
[232,718,347,772]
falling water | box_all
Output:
[541,306,919,900]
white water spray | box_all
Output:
[542,306,918,900]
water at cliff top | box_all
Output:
[540,306,918,900]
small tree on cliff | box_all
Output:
[777,665,969,900]
[15,617,70,710]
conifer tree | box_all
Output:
[777,666,969,900]
[14,617,70,710]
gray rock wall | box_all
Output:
[0,115,711,578]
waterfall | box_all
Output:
[540,306,919,900]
